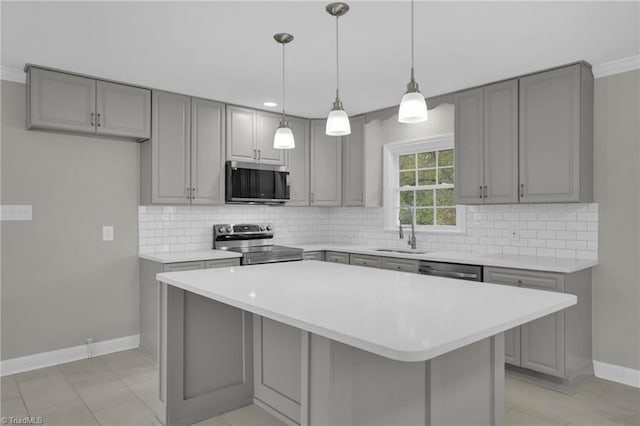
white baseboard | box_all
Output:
[594,360,640,388]
[0,334,140,377]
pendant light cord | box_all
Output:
[410,0,415,81]
[336,15,340,100]
[282,43,286,121]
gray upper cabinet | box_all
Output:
[26,66,151,141]
[343,115,366,206]
[141,91,225,205]
[285,117,311,206]
[519,64,593,203]
[310,120,342,206]
[96,81,151,139]
[226,106,285,166]
[455,80,518,204]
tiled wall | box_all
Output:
[139,203,598,260]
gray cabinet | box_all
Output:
[519,64,593,203]
[253,315,303,423]
[349,253,382,268]
[343,115,366,206]
[285,117,311,206]
[226,106,285,165]
[455,80,518,204]
[26,66,150,140]
[325,251,349,264]
[304,251,324,261]
[141,91,225,205]
[140,257,241,359]
[484,266,592,387]
[381,257,419,273]
[310,120,342,206]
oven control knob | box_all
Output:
[260,225,266,231]
[266,225,273,231]
[218,227,226,233]
[226,227,233,233]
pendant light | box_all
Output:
[273,33,295,149]
[325,2,351,136]
[398,0,428,123]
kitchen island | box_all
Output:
[155,260,576,426]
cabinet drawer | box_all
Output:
[205,258,241,269]
[349,254,382,269]
[484,267,564,292]
[381,257,419,273]
[163,261,204,272]
[325,251,350,264]
[304,251,325,261]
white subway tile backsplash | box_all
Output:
[138,203,598,261]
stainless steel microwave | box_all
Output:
[225,161,290,204]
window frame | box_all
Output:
[382,134,466,233]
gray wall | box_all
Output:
[1,80,140,360]
[592,69,640,371]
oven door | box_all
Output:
[226,161,290,204]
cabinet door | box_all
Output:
[164,261,205,272]
[325,251,349,264]
[191,98,225,205]
[519,65,581,203]
[253,316,302,423]
[151,91,191,204]
[27,68,96,133]
[286,117,310,206]
[256,112,286,165]
[381,257,419,273]
[204,258,240,269]
[483,79,519,204]
[304,251,325,261]
[96,81,151,139]
[454,88,485,204]
[310,120,342,206]
[349,253,381,268]
[343,115,365,206]
[226,105,256,162]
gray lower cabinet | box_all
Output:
[26,66,150,140]
[285,118,311,206]
[455,79,519,204]
[310,120,342,206]
[139,257,241,359]
[349,253,382,268]
[519,63,593,203]
[484,266,592,387]
[253,315,303,424]
[381,257,419,273]
[140,92,225,205]
[325,251,350,264]
[343,115,366,206]
[303,251,325,261]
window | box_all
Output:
[383,134,465,232]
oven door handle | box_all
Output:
[418,269,479,280]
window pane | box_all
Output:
[438,149,454,167]
[399,154,416,170]
[438,167,454,185]
[400,190,414,206]
[418,169,436,186]
[399,171,416,186]
[398,208,413,225]
[416,189,434,207]
[417,152,436,168]
[416,208,434,225]
[436,208,457,226]
[436,188,454,206]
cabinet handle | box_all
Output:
[479,186,483,199]
[311,192,315,203]
[90,113,95,126]
[96,113,102,127]
[520,183,524,198]
[258,150,261,161]
[483,185,488,198]
[191,187,196,200]
[185,187,190,200]
[253,149,257,160]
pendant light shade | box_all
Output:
[325,2,351,136]
[398,0,428,124]
[273,33,295,149]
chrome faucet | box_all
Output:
[399,205,417,250]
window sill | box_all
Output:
[383,227,467,235]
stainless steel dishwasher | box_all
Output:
[418,261,483,281]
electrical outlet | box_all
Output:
[102,226,114,241]
[85,337,93,345]
[509,228,520,239]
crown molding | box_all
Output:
[593,55,640,79]
[1,66,25,83]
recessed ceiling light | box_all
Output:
[263,102,277,107]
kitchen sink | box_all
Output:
[373,248,430,255]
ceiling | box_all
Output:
[2,1,638,117]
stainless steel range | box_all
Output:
[213,223,303,265]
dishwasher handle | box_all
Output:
[419,268,480,280]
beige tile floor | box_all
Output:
[1,349,638,425]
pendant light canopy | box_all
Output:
[325,2,351,136]
[273,32,295,149]
[398,0,428,124]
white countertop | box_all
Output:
[296,244,597,273]
[138,249,242,264]
[156,260,576,362]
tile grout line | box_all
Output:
[11,374,31,418]
[100,354,157,415]
[58,365,102,425]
